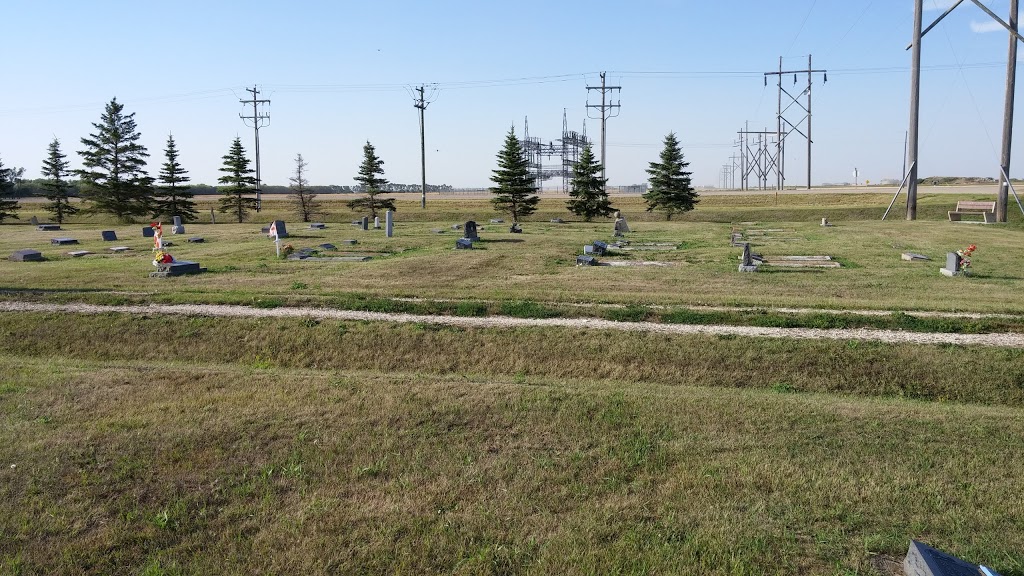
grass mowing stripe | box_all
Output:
[2,311,1024,407]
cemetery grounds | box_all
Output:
[1,193,1023,575]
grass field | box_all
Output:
[2,195,1023,316]
[2,192,1024,574]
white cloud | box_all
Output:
[970,20,1005,33]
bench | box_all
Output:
[948,201,996,223]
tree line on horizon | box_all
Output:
[1,97,698,225]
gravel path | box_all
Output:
[2,300,1024,348]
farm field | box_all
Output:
[2,192,1024,575]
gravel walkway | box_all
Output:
[2,301,1024,348]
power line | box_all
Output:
[410,84,438,209]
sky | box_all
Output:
[2,0,1024,189]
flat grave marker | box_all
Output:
[37,224,61,231]
[67,250,92,257]
[50,237,78,245]
[902,252,930,261]
[187,237,205,243]
[109,246,132,253]
[9,249,43,262]
[309,223,326,229]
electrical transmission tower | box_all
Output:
[239,85,270,212]
[411,84,438,209]
[586,72,621,183]
[763,55,827,191]
[892,0,1024,222]
[738,125,782,191]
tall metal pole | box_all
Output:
[416,85,427,209]
[252,89,261,212]
[807,54,813,190]
[998,0,1019,222]
[600,72,607,183]
[907,0,923,220]
[776,57,783,191]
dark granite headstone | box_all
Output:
[904,539,997,576]
[576,255,597,266]
[30,216,39,226]
[455,238,473,250]
[268,220,288,238]
[464,221,479,240]
[37,224,60,231]
[10,249,43,262]
[509,223,522,233]
[742,243,753,267]
[101,230,117,241]
[318,243,337,251]
[155,261,204,276]
[187,237,205,243]
[173,215,183,227]
[385,210,394,237]
[142,227,155,237]
[309,223,326,229]
[171,224,185,234]
[50,237,78,245]
[592,240,608,256]
[361,216,369,231]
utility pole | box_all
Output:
[999,0,1019,222]
[907,0,922,220]
[586,72,622,183]
[239,85,270,212]
[412,85,437,209]
[763,55,827,191]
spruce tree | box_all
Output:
[0,155,20,223]
[643,132,698,220]
[217,137,258,223]
[153,135,197,222]
[489,126,539,223]
[566,143,614,221]
[77,98,155,221]
[347,141,394,219]
[289,153,321,222]
[40,138,78,224]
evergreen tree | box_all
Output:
[642,132,698,220]
[217,137,258,223]
[40,138,78,224]
[289,153,321,222]
[489,126,539,223]
[0,155,21,223]
[347,141,394,219]
[153,134,197,222]
[76,98,155,221]
[566,143,614,221]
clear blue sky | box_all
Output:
[2,0,1022,188]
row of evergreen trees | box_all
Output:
[489,128,697,223]
[1,98,697,226]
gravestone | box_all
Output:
[187,237,205,243]
[374,216,380,229]
[455,238,473,249]
[509,223,522,233]
[576,255,598,266]
[940,252,962,277]
[151,261,205,277]
[341,239,358,246]
[67,250,92,257]
[361,216,369,231]
[464,221,479,240]
[904,539,999,576]
[101,230,117,241]
[550,218,564,224]
[820,217,831,227]
[902,252,930,261]
[318,243,337,251]
[37,224,61,231]
[142,227,155,238]
[385,210,394,238]
[171,215,185,235]
[30,215,39,226]
[173,215,183,226]
[309,223,326,229]
[591,240,608,256]
[210,208,216,224]
[9,249,43,262]
[109,246,132,253]
[50,237,78,245]
[489,218,504,224]
[268,220,288,238]
[613,215,630,237]
[739,243,758,272]
[451,223,462,230]
[584,245,595,254]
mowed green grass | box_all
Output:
[2,195,1024,314]
[1,350,1023,575]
